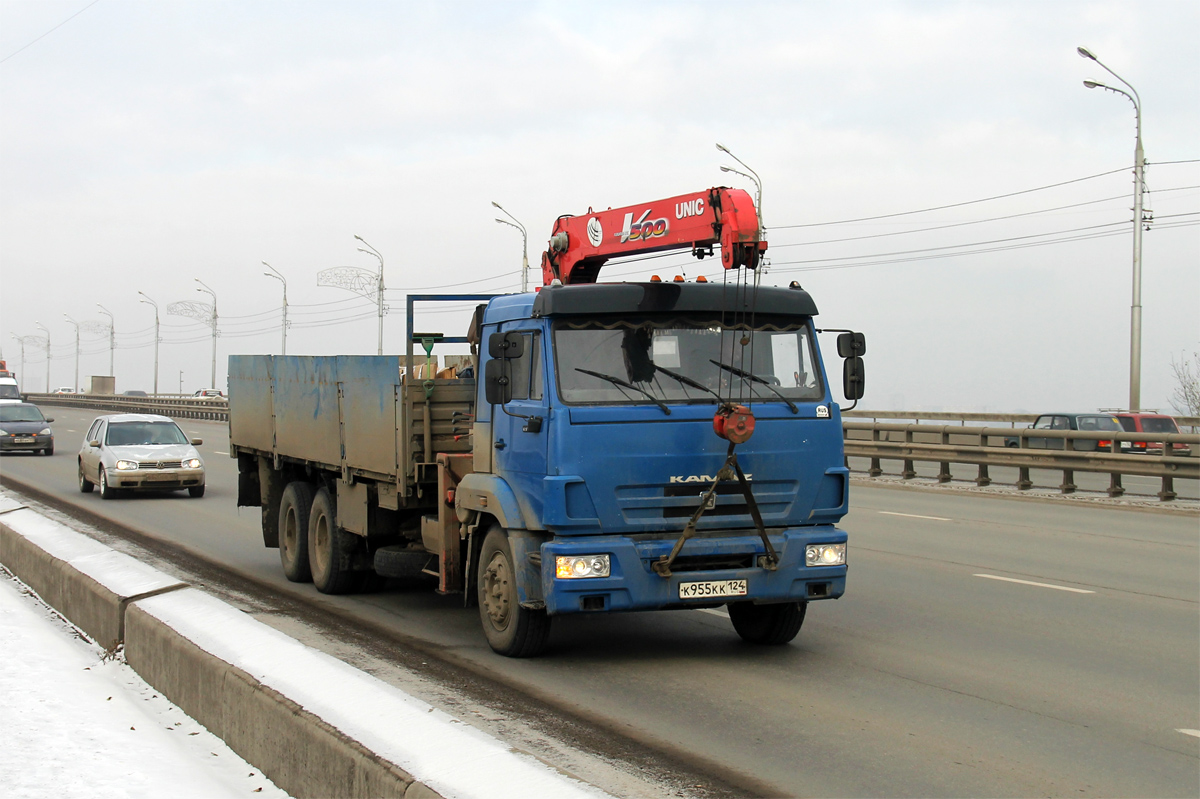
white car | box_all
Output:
[52,386,77,395]
[78,414,205,499]
[0,376,22,404]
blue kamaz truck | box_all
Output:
[229,187,865,656]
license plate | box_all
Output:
[143,473,177,481]
[13,437,34,444]
[679,579,748,600]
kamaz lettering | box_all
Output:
[670,473,752,483]
[618,209,669,243]
[675,197,705,219]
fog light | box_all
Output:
[116,460,139,471]
[555,554,611,579]
[805,543,846,566]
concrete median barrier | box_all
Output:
[0,491,604,799]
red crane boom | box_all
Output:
[540,187,766,285]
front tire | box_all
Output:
[79,462,94,493]
[278,481,314,583]
[43,444,54,456]
[477,526,551,657]
[188,485,205,498]
[308,487,358,594]
[98,467,117,500]
[728,601,806,645]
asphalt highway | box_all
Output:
[2,407,1197,798]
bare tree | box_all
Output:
[1170,351,1200,417]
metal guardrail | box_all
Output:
[844,421,1199,501]
[845,409,1200,430]
[25,393,230,422]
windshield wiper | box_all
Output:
[653,364,722,403]
[708,360,798,413]
[575,368,671,415]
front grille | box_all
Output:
[138,461,183,469]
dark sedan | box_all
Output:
[1004,413,1123,451]
[0,402,54,455]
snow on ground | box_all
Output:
[0,567,291,799]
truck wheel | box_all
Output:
[308,487,358,595]
[477,526,551,657]
[278,482,314,583]
[728,600,806,645]
[78,462,94,493]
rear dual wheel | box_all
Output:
[278,481,313,582]
[308,487,359,595]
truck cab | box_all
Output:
[456,280,854,654]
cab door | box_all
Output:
[489,330,549,518]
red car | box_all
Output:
[1113,413,1191,456]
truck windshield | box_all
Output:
[553,318,823,406]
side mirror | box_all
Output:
[484,359,512,405]
[488,331,524,359]
[190,438,203,446]
[842,357,865,400]
[837,332,866,358]
[88,439,101,448]
[45,418,54,423]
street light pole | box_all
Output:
[97,304,115,377]
[195,279,219,389]
[9,334,25,382]
[262,262,289,355]
[1079,45,1146,411]
[138,292,161,395]
[492,202,529,292]
[34,321,50,393]
[63,314,80,392]
[716,143,765,235]
[353,235,386,355]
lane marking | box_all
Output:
[879,511,951,521]
[1178,729,1200,738]
[698,608,728,618]
[212,451,229,455]
[974,574,1095,594]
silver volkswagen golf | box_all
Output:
[78,414,205,498]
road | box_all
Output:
[3,406,1198,798]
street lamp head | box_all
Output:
[491,201,502,209]
[1083,80,1101,89]
[715,142,730,155]
[1077,46,1096,61]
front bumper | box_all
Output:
[112,468,205,490]
[0,434,52,452]
[539,526,848,615]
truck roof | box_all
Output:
[485,281,818,323]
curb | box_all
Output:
[0,491,604,799]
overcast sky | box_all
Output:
[1,0,1196,412]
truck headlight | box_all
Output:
[555,555,611,579]
[183,458,202,469]
[805,543,846,566]
[116,460,139,471]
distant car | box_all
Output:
[0,376,22,404]
[122,390,149,397]
[77,413,205,499]
[1004,413,1124,451]
[1113,412,1190,456]
[52,386,77,395]
[192,389,225,400]
[0,402,54,455]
